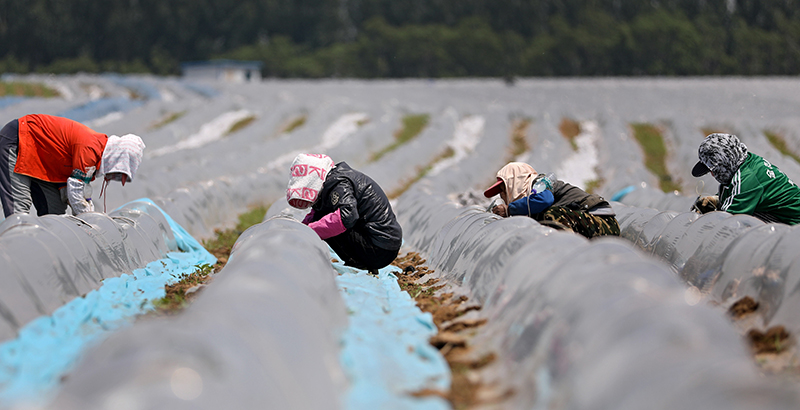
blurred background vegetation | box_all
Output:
[1,0,799,78]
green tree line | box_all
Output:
[1,0,800,77]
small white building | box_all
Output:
[180,60,263,83]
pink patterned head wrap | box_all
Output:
[287,153,335,209]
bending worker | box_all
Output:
[485,162,620,238]
[286,153,402,273]
[691,133,800,224]
[0,114,145,217]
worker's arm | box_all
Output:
[508,190,554,216]
[66,177,93,215]
[308,209,346,239]
[307,181,358,239]
[720,181,762,215]
[69,144,101,215]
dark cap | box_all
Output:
[691,161,710,177]
[483,179,504,198]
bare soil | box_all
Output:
[748,326,792,355]
[392,251,511,409]
[727,296,800,377]
[729,296,759,319]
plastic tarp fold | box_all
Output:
[0,202,174,342]
[614,201,800,350]
[52,216,348,410]
[394,190,800,410]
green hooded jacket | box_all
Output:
[719,153,800,225]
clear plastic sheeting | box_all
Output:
[395,189,800,410]
[0,199,214,408]
[53,217,348,410]
[148,171,287,240]
[5,75,800,408]
[0,201,176,342]
[614,201,800,346]
[266,198,452,409]
[615,186,697,212]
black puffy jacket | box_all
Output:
[311,162,402,250]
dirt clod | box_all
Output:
[748,326,792,354]
[729,296,759,318]
[443,319,487,333]
[430,332,468,348]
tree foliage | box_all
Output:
[2,0,800,77]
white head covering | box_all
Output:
[287,153,335,209]
[100,134,146,181]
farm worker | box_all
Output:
[484,162,620,238]
[691,133,800,224]
[286,153,402,273]
[0,114,145,217]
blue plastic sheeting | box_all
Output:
[334,254,451,410]
[0,97,26,110]
[610,185,635,202]
[106,75,163,101]
[181,82,220,98]
[56,97,145,123]
[0,199,215,408]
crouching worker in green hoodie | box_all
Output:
[691,133,800,224]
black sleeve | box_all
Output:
[330,180,359,229]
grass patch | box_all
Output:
[226,115,257,136]
[559,117,581,151]
[507,118,532,161]
[631,123,681,193]
[371,113,430,162]
[584,176,605,194]
[388,146,454,199]
[281,115,307,134]
[203,205,268,266]
[401,282,438,299]
[764,130,800,164]
[0,81,59,98]
[148,110,187,131]
[152,263,214,313]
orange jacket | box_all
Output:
[15,114,107,183]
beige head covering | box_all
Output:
[484,162,538,203]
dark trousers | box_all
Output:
[0,119,66,217]
[325,228,400,271]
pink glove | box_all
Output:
[307,208,347,239]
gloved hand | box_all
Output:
[66,177,94,215]
[692,195,719,214]
[492,204,508,217]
